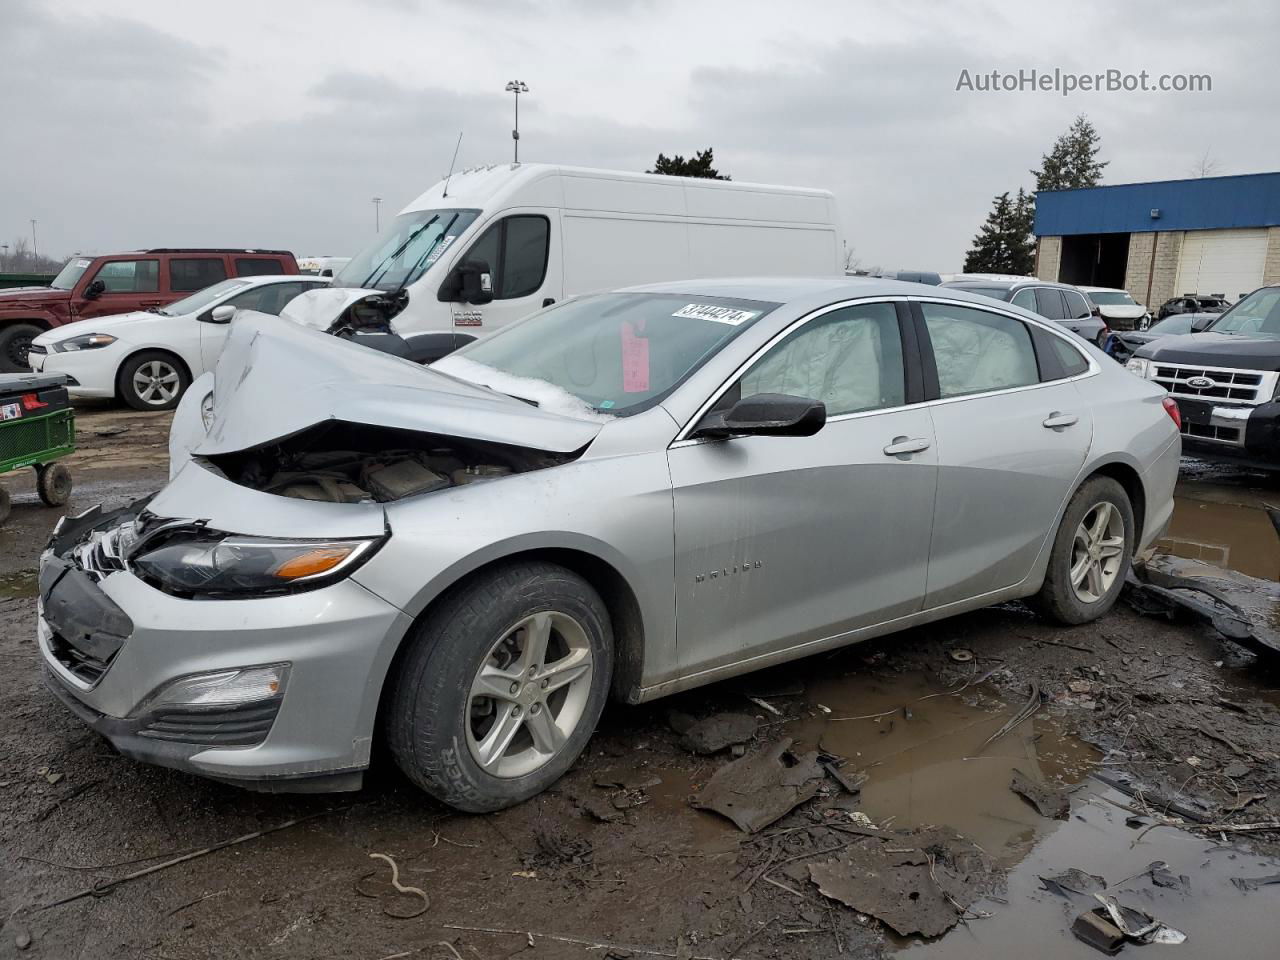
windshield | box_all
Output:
[333,209,480,291]
[1205,288,1280,338]
[945,284,1012,301]
[1149,314,1195,335]
[158,278,249,316]
[435,292,780,416]
[1088,291,1136,306]
[50,258,93,291]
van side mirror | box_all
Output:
[691,393,827,441]
[439,260,494,305]
[84,279,106,299]
[203,305,236,324]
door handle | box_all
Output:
[1042,412,1079,429]
[883,436,931,457]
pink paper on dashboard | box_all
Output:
[621,321,650,393]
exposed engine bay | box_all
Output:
[202,420,580,504]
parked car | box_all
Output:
[0,249,299,372]
[1127,285,1280,468]
[298,256,350,277]
[27,276,328,410]
[1079,286,1150,331]
[940,277,1111,346]
[1154,294,1231,323]
[296,163,844,364]
[38,277,1179,810]
[1108,313,1200,364]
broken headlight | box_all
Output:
[130,532,382,598]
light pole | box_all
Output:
[371,197,383,233]
[505,80,528,163]
[30,219,38,258]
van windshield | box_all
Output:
[333,209,480,292]
[434,292,779,417]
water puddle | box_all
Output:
[1161,482,1279,580]
[0,569,38,600]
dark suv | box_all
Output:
[940,277,1110,347]
[0,249,298,371]
[1128,286,1280,468]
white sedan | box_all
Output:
[28,276,329,410]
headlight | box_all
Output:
[56,333,117,352]
[130,530,382,598]
[1126,358,1152,378]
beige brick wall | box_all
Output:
[1036,236,1061,281]
[1123,232,1156,307]
[1146,231,1185,308]
[1264,226,1280,286]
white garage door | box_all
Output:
[1175,228,1268,301]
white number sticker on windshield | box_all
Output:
[425,235,456,265]
[672,303,760,326]
[76,259,91,268]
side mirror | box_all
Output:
[84,279,106,300]
[691,393,827,441]
[440,260,494,305]
[1191,315,1215,332]
[203,305,236,324]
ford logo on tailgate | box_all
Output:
[1186,376,1217,389]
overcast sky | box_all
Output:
[3,0,1276,271]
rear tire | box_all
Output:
[118,351,190,411]
[1033,476,1134,625]
[386,561,613,812]
[36,463,72,507]
[0,323,43,372]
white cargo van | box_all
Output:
[313,163,842,361]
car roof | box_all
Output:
[944,277,1079,292]
[1078,285,1128,293]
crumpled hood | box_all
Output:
[278,286,382,331]
[34,310,156,344]
[193,313,604,456]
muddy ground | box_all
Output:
[3,407,1280,959]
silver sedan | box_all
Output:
[37,278,1180,810]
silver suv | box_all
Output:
[38,277,1179,811]
[942,276,1110,347]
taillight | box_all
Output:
[20,393,47,411]
[1162,396,1181,430]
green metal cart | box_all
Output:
[0,373,75,525]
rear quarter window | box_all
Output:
[168,257,228,292]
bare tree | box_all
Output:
[0,236,65,274]
[843,243,860,274]
[1190,149,1221,178]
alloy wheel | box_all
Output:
[466,610,594,779]
[132,360,181,406]
[1069,501,1125,604]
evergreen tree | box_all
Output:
[963,190,1036,275]
[647,148,730,180]
[1031,114,1107,192]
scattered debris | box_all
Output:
[745,696,782,717]
[820,758,867,795]
[949,648,975,663]
[1010,769,1070,819]
[531,827,593,867]
[1231,873,1280,892]
[593,770,662,791]
[360,853,430,919]
[13,928,32,951]
[1073,906,1127,955]
[573,792,626,824]
[1069,679,1094,694]
[808,828,996,937]
[1092,894,1186,946]
[93,424,130,437]
[1222,762,1252,779]
[1222,793,1267,814]
[677,713,759,755]
[693,738,825,833]
[1147,861,1188,891]
[1040,868,1106,898]
[979,682,1042,749]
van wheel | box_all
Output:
[0,323,43,372]
[36,463,73,507]
[386,562,613,812]
[1033,476,1134,625]
[119,351,189,410]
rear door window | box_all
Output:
[1033,287,1068,320]
[921,302,1039,398]
[234,257,286,277]
[1063,290,1093,319]
[91,259,159,293]
[169,257,227,292]
[1011,287,1037,311]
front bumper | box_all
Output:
[1173,396,1280,469]
[38,506,413,791]
[30,344,121,398]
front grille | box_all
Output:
[1182,421,1242,445]
[139,698,282,746]
[46,627,115,685]
[1153,363,1276,405]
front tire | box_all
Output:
[0,323,43,372]
[118,351,190,411]
[386,562,613,812]
[1033,476,1134,625]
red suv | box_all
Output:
[0,249,298,371]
